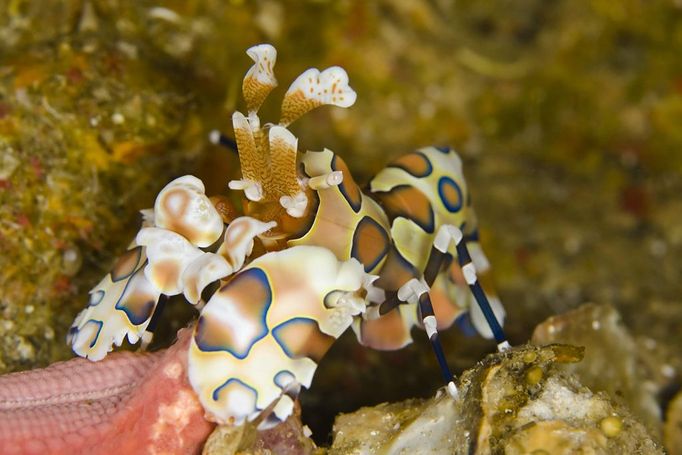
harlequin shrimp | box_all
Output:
[68,44,508,429]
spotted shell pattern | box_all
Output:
[371,146,469,267]
[350,146,505,350]
[289,148,392,276]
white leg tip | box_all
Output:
[423,315,438,338]
[462,263,477,285]
[451,225,463,244]
[308,171,344,190]
[497,340,511,352]
[397,278,425,301]
[434,224,464,252]
[327,170,343,186]
[447,381,459,399]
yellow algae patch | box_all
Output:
[80,133,111,170]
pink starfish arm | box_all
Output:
[0,329,214,455]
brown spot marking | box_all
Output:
[272,318,335,363]
[117,269,158,325]
[218,269,271,326]
[197,268,272,357]
[351,216,390,272]
[439,178,462,212]
[389,151,433,178]
[160,188,206,242]
[375,247,419,292]
[375,185,434,233]
[111,246,143,282]
[331,155,362,212]
[150,259,181,291]
[161,188,190,220]
[360,308,411,350]
[195,313,238,355]
[223,219,252,267]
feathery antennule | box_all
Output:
[231,45,357,212]
[268,126,299,196]
[280,66,357,127]
[242,44,278,115]
[268,126,308,216]
[231,111,269,201]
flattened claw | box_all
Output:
[153,175,224,248]
[217,217,276,272]
[136,227,204,295]
[188,246,369,425]
[68,245,161,360]
[182,253,232,305]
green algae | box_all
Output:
[0,32,194,371]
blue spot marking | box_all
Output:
[85,320,104,348]
[434,146,451,154]
[114,264,158,326]
[196,268,272,359]
[438,176,463,213]
[212,377,259,404]
[89,290,105,306]
[272,317,318,359]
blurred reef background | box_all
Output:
[1,0,681,451]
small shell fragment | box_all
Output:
[600,416,623,437]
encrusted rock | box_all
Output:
[532,303,663,437]
[329,344,663,454]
